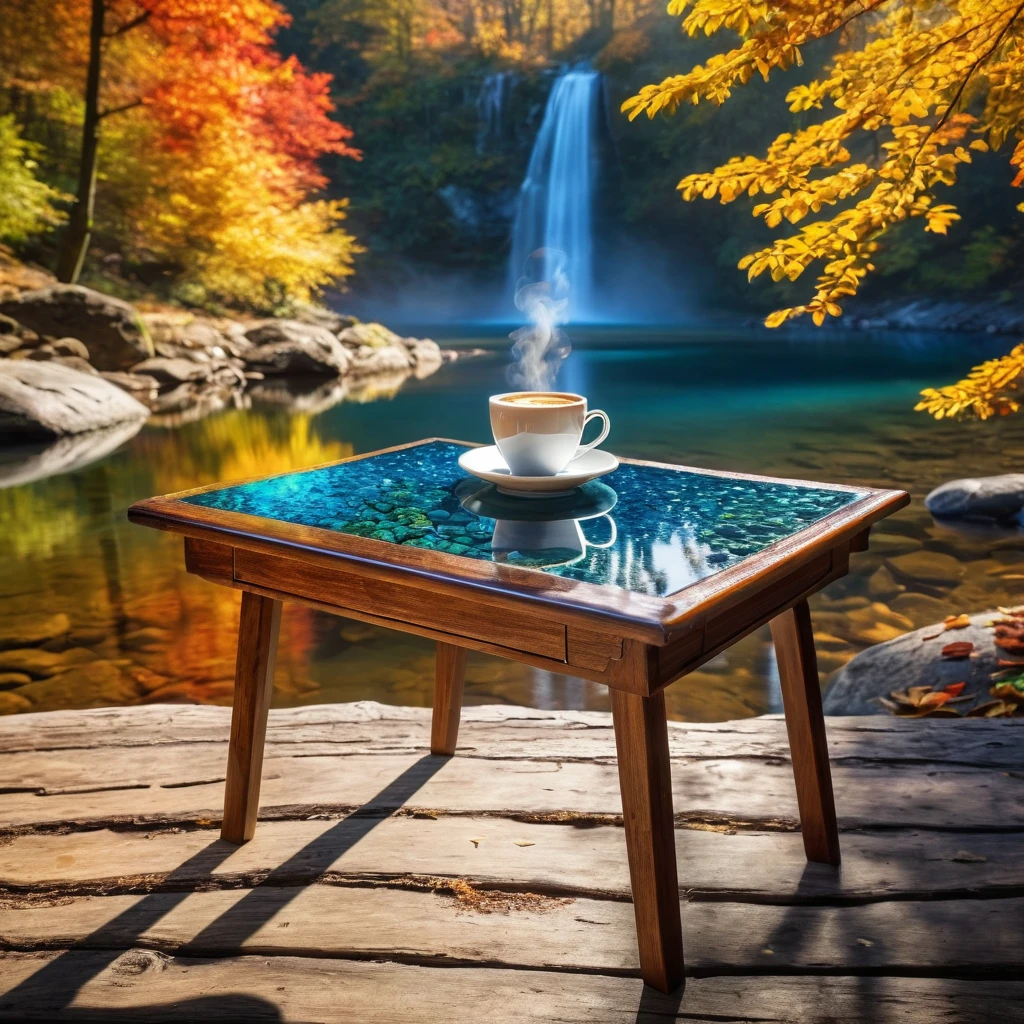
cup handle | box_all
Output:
[582,514,617,551]
[573,409,610,461]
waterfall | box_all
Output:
[508,68,602,323]
[476,72,511,154]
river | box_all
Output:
[1,325,1022,720]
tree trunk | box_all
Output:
[56,0,104,284]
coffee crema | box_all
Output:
[504,393,578,407]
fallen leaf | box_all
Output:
[991,681,1024,704]
[469,837,483,848]
[514,840,536,847]
[944,682,967,696]
[997,659,1024,668]
[855,938,874,947]
[921,631,943,641]
[951,850,988,863]
[918,691,951,708]
[941,642,973,659]
[943,613,971,630]
[967,700,1018,718]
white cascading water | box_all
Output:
[508,67,602,323]
[476,71,511,153]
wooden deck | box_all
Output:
[0,702,1022,1022]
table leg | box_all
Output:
[222,592,281,844]
[611,688,684,993]
[770,599,841,866]
[431,641,467,756]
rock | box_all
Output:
[0,334,21,355]
[823,610,1004,715]
[925,474,1024,522]
[0,612,70,651]
[337,321,402,350]
[0,285,152,371]
[0,691,32,714]
[867,565,906,600]
[244,320,352,376]
[100,371,160,404]
[0,646,96,680]
[51,337,90,360]
[867,531,924,556]
[16,659,141,710]
[26,343,55,360]
[0,361,150,439]
[130,356,214,387]
[290,305,357,334]
[53,355,99,376]
[407,338,443,375]
[0,672,31,689]
[0,420,146,488]
[349,343,412,376]
[886,550,966,587]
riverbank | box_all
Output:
[0,253,483,441]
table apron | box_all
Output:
[183,537,849,696]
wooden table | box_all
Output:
[129,439,908,993]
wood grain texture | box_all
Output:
[182,537,233,583]
[127,437,910,641]
[234,548,568,661]
[611,689,684,993]
[566,627,625,672]
[1,703,1021,1023]
[431,642,467,756]
[222,593,281,844]
[1,952,1020,1024]
[771,601,840,866]
[4,887,1023,976]
[3,746,1023,833]
[4,819,1020,904]
[5,704,1020,771]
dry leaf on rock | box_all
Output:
[944,613,971,630]
[966,700,1018,718]
[513,840,536,847]
[941,641,974,659]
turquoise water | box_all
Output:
[2,326,1022,721]
[186,439,862,595]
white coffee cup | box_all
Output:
[489,391,610,477]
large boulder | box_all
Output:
[0,361,149,439]
[823,611,1003,715]
[0,285,152,371]
[926,474,1024,523]
[337,321,402,350]
[243,320,351,376]
[348,344,412,376]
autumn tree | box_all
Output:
[0,0,360,306]
[624,0,1024,419]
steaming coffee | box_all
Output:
[504,393,577,408]
[490,391,610,477]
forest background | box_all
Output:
[1,0,1023,318]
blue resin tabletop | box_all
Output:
[182,441,866,599]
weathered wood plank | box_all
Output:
[2,887,1023,976]
[2,704,1019,771]
[3,747,1021,832]
[1,952,1018,1024]
[2,820,1016,903]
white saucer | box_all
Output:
[458,445,619,497]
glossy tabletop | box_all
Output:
[184,440,861,596]
[130,439,908,638]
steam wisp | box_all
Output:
[508,248,572,391]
